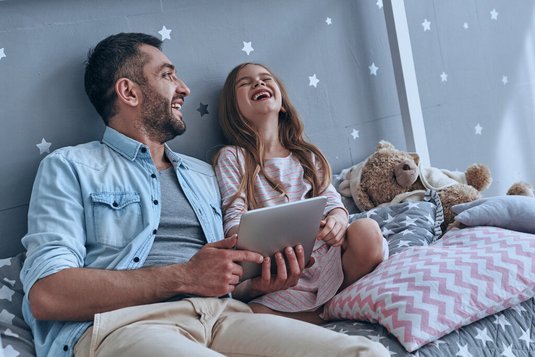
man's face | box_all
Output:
[138,45,190,143]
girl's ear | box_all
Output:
[280,106,287,113]
[114,78,140,107]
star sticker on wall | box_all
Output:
[463,22,469,29]
[325,17,332,25]
[490,8,499,20]
[502,75,508,85]
[474,123,483,135]
[0,48,5,61]
[369,62,378,76]
[242,41,254,55]
[196,102,209,117]
[36,138,52,154]
[422,19,431,31]
[158,26,172,41]
[440,72,448,82]
[350,129,359,139]
[376,0,383,9]
[308,74,319,87]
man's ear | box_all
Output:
[114,78,140,107]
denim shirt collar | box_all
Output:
[102,126,184,167]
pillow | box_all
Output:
[323,226,535,352]
[0,253,35,357]
[453,195,535,234]
[349,190,443,256]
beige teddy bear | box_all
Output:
[338,140,492,228]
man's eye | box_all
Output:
[163,72,173,80]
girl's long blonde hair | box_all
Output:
[217,62,332,210]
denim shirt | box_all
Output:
[20,127,224,357]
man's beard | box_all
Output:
[140,84,186,144]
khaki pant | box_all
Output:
[74,297,388,357]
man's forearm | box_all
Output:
[28,264,187,321]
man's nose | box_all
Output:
[176,79,191,97]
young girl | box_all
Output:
[214,62,388,323]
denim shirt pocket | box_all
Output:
[90,192,143,247]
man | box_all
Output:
[20,32,388,357]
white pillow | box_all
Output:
[452,195,535,234]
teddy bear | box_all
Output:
[507,181,534,197]
[338,140,493,228]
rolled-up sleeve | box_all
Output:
[20,152,86,295]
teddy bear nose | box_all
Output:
[403,164,411,171]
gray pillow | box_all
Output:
[0,253,36,357]
[349,190,444,256]
[452,195,535,234]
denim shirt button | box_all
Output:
[153,200,159,205]
[112,201,118,207]
[140,147,147,153]
[133,257,140,263]
[151,173,157,179]
[153,229,157,234]
[63,345,68,351]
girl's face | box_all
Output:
[234,64,283,124]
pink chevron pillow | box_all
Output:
[323,226,535,352]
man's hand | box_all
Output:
[183,235,264,297]
[233,244,308,301]
[315,208,348,247]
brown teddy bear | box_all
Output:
[507,181,534,197]
[338,140,492,228]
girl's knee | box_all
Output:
[346,218,384,261]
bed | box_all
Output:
[2,185,535,356]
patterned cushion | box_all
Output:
[323,227,535,352]
[349,190,443,256]
[0,253,35,357]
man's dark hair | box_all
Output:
[84,32,162,124]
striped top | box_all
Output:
[215,146,346,235]
[214,145,346,312]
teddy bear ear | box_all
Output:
[377,140,395,151]
[409,152,420,166]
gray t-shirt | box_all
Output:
[144,167,206,266]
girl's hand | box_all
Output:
[315,208,348,247]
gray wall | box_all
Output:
[1,0,533,257]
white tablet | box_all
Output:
[236,196,327,282]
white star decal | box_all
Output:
[401,229,414,236]
[403,216,417,226]
[383,213,394,224]
[422,19,431,31]
[0,258,11,268]
[474,327,493,346]
[456,343,474,357]
[511,304,527,315]
[500,343,515,357]
[242,41,254,55]
[376,0,383,9]
[158,26,172,41]
[440,72,448,82]
[382,227,395,237]
[519,327,533,347]
[490,8,499,20]
[0,48,6,61]
[463,22,469,29]
[350,129,359,140]
[0,285,15,301]
[308,74,320,87]
[367,334,385,342]
[0,309,15,325]
[474,123,483,135]
[4,328,19,338]
[397,240,412,248]
[36,138,52,155]
[369,62,378,76]
[430,339,447,348]
[493,314,511,331]
[502,75,508,85]
[2,344,20,357]
[325,17,332,25]
[406,202,420,209]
